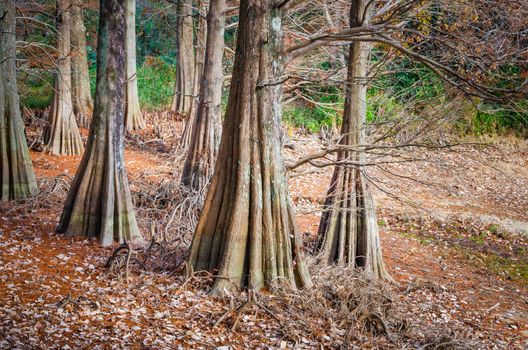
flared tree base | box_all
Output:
[317,166,391,281]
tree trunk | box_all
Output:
[179,0,208,148]
[70,1,94,128]
[188,0,312,295]
[316,0,390,280]
[44,0,84,155]
[57,0,141,246]
[193,0,207,95]
[180,0,224,190]
[0,0,38,201]
[124,0,146,131]
[171,0,196,118]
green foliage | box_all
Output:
[18,72,53,109]
[136,58,176,111]
[472,101,528,136]
[282,88,404,133]
[283,93,343,133]
[22,58,175,112]
[372,58,445,104]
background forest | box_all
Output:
[1,0,528,348]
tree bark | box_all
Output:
[124,0,146,131]
[180,0,224,190]
[171,0,196,118]
[316,0,390,280]
[0,0,38,201]
[57,0,141,246]
[70,0,94,128]
[188,0,312,295]
[44,0,84,155]
[179,0,208,148]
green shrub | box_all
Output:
[18,72,53,109]
[455,99,528,137]
[136,58,175,111]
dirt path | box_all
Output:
[1,130,527,348]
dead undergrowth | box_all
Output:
[176,263,478,349]
[1,119,527,348]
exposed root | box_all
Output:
[359,312,391,338]
[105,242,144,281]
[213,290,282,332]
[204,263,477,348]
[132,178,205,248]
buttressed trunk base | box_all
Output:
[188,0,312,295]
[0,0,38,201]
[181,0,225,190]
[316,0,390,281]
[58,0,141,246]
[44,0,84,156]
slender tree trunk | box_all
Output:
[180,0,224,190]
[179,0,208,148]
[316,0,390,280]
[44,0,84,155]
[57,0,141,246]
[0,0,38,201]
[124,0,146,131]
[171,0,195,117]
[70,0,94,128]
[194,0,207,93]
[188,0,312,295]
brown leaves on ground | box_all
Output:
[1,119,528,348]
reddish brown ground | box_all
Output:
[1,122,527,348]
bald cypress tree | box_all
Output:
[57,0,141,246]
[70,0,94,128]
[44,0,84,155]
[181,0,225,190]
[124,0,146,131]
[171,0,195,118]
[188,0,312,295]
[0,0,38,201]
[316,0,390,280]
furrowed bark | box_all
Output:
[44,0,84,156]
[179,0,208,148]
[70,0,94,128]
[57,0,141,246]
[181,0,225,190]
[171,0,196,118]
[0,0,38,201]
[124,0,146,131]
[316,0,390,280]
[188,0,312,295]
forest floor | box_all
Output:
[1,116,527,349]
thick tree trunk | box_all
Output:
[0,0,38,201]
[188,0,312,295]
[44,0,84,155]
[171,0,196,117]
[57,0,141,246]
[179,0,208,148]
[70,1,94,128]
[124,0,146,131]
[180,0,225,190]
[316,0,390,280]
